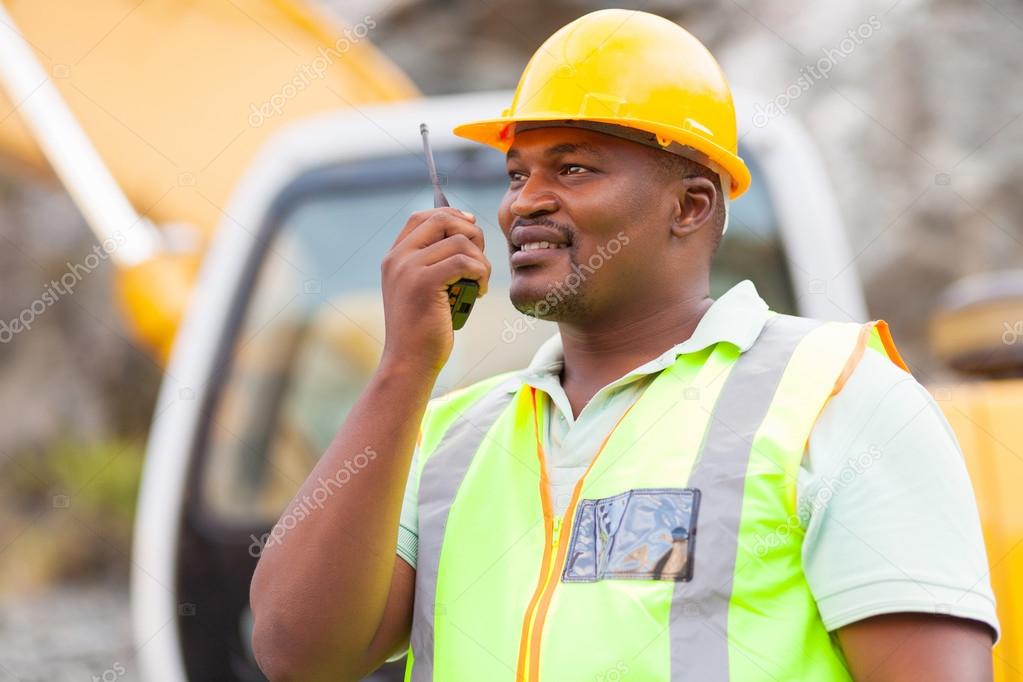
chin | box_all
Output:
[509,275,586,321]
[510,280,558,319]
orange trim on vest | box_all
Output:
[802,320,911,458]
[829,323,872,400]
[516,388,555,679]
[873,319,911,373]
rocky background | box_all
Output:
[0,0,1020,677]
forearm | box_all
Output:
[250,358,435,680]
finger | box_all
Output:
[425,253,490,297]
[402,208,483,252]
[390,208,436,248]
[392,207,478,249]
[414,236,491,297]
[413,233,486,269]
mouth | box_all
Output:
[508,221,573,268]
[510,240,571,268]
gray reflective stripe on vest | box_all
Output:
[670,314,822,680]
[411,378,519,682]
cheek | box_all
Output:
[573,211,655,282]
[586,176,655,227]
[566,238,626,291]
[497,190,515,228]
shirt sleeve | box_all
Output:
[798,346,1000,642]
[385,443,422,664]
[396,443,420,570]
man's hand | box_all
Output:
[837,613,994,681]
[380,206,490,376]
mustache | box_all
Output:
[510,216,574,242]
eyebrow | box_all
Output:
[506,142,606,162]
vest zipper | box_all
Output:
[519,512,565,681]
[530,519,563,626]
[517,388,644,681]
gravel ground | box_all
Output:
[0,584,137,682]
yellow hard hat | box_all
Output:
[453,9,751,199]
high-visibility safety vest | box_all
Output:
[402,313,910,681]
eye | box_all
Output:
[562,164,590,175]
[507,169,527,183]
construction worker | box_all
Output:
[249,9,999,681]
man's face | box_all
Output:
[498,126,675,321]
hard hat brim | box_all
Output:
[453,115,751,199]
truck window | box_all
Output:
[196,147,794,528]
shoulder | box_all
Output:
[769,314,917,428]
[764,315,910,379]
[418,369,522,455]
[810,339,928,460]
[426,369,521,416]
[800,337,925,487]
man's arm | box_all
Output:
[837,613,994,681]
[249,206,489,681]
[249,360,429,682]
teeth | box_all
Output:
[520,241,566,251]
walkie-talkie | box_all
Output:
[420,123,478,331]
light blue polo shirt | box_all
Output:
[393,279,1000,644]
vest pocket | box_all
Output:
[562,488,701,582]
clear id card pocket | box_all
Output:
[562,488,700,583]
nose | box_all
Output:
[509,173,559,219]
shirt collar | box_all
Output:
[507,279,771,393]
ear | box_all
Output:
[670,177,718,239]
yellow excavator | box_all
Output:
[1,2,1020,680]
[0,0,417,361]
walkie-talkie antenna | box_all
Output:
[420,123,449,208]
[419,122,478,331]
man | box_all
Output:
[250,9,998,681]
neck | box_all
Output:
[556,284,713,415]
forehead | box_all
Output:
[505,126,639,162]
